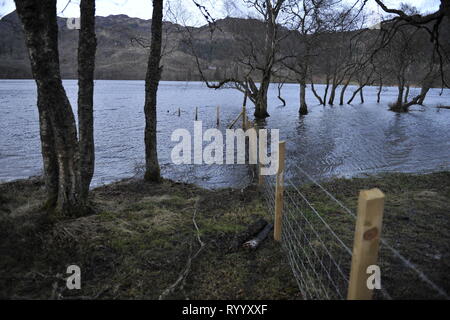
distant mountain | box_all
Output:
[0,11,448,83]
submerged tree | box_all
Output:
[368,0,450,111]
[282,0,335,115]
[14,0,96,216]
[144,0,163,182]
[249,0,286,118]
[189,0,287,119]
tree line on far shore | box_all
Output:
[187,0,449,116]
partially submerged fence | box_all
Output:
[257,140,449,300]
[178,103,448,299]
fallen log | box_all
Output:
[243,223,274,250]
[229,218,268,251]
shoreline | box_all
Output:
[1,78,450,90]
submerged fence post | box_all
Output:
[195,107,198,121]
[274,141,286,242]
[347,188,385,300]
[216,106,220,126]
[178,108,181,117]
[242,105,246,130]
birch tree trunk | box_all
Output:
[78,0,97,200]
[144,0,163,182]
[404,85,410,103]
[15,0,96,216]
[15,0,81,215]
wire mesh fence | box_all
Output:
[258,160,449,300]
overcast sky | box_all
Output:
[0,0,442,24]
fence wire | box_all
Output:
[258,163,449,300]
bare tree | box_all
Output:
[372,0,450,88]
[282,0,335,114]
[248,0,286,118]
[144,0,163,182]
[189,0,288,119]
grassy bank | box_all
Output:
[0,177,299,299]
[0,171,449,299]
[283,171,450,299]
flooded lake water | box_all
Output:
[1,80,449,188]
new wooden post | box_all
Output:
[216,106,220,126]
[255,126,264,186]
[258,163,264,186]
[347,188,385,300]
[274,141,286,242]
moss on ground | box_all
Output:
[0,171,449,299]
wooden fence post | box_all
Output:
[216,106,220,126]
[178,108,181,117]
[195,107,198,121]
[347,188,385,300]
[258,163,264,186]
[255,126,264,187]
[274,141,286,242]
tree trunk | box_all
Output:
[328,84,337,105]
[417,69,435,105]
[417,87,429,105]
[347,84,366,104]
[277,82,286,106]
[254,75,270,118]
[322,76,330,105]
[299,80,308,115]
[404,85,410,103]
[310,80,324,105]
[254,4,278,120]
[144,0,163,182]
[15,0,85,216]
[377,79,383,103]
[396,84,404,107]
[78,0,96,201]
[37,101,58,208]
[391,94,422,112]
[390,83,409,112]
[359,87,364,103]
[339,80,350,105]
